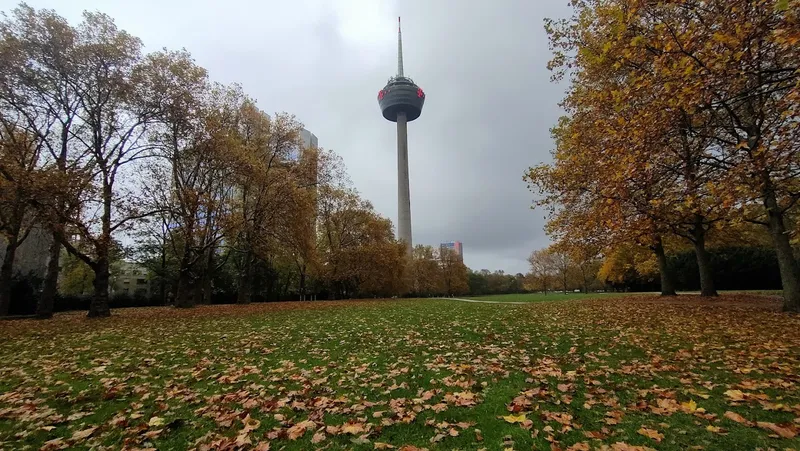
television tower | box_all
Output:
[378,17,425,255]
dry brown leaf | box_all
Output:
[311,431,326,443]
[341,421,366,435]
[756,421,797,438]
[70,427,97,441]
[723,411,752,426]
[637,427,664,442]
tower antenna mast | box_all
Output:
[397,16,404,77]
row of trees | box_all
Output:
[527,246,602,294]
[467,269,527,296]
[0,4,410,317]
[526,0,800,311]
[408,245,470,297]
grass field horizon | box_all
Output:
[464,290,784,303]
[1,293,798,450]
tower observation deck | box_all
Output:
[378,17,425,255]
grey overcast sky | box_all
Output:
[0,0,571,274]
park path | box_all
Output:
[439,297,528,305]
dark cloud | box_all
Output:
[0,0,572,274]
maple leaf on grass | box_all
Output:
[723,411,753,426]
[429,433,446,443]
[723,390,746,401]
[311,431,326,443]
[287,420,316,440]
[351,435,371,445]
[341,420,367,434]
[242,414,261,432]
[680,399,703,413]
[502,413,527,423]
[756,421,797,439]
[70,426,97,441]
[607,443,656,451]
[148,416,165,427]
[636,427,664,442]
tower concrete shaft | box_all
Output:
[396,111,412,254]
[377,17,424,255]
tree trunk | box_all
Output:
[691,220,717,297]
[39,127,70,319]
[299,266,306,301]
[562,273,568,294]
[0,235,19,317]
[192,282,203,306]
[652,237,677,296]
[580,267,588,293]
[237,252,253,304]
[174,230,196,308]
[159,243,167,304]
[200,249,214,305]
[764,190,800,312]
[175,261,194,308]
[37,234,61,319]
[89,180,113,318]
[88,259,111,317]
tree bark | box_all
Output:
[763,189,800,312]
[88,259,111,317]
[580,267,588,293]
[237,252,253,304]
[652,236,677,296]
[691,219,717,297]
[88,180,113,318]
[175,254,195,308]
[36,233,61,318]
[0,234,19,317]
[298,265,306,301]
[200,249,214,305]
[158,244,167,304]
[40,128,70,319]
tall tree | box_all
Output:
[541,0,800,309]
[411,244,443,297]
[227,105,304,304]
[49,12,157,317]
[317,186,406,299]
[139,53,237,309]
[0,129,42,315]
[0,4,84,318]
[548,247,572,294]
[439,247,468,296]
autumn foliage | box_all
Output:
[0,4,414,316]
[526,0,800,311]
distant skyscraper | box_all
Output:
[299,128,318,149]
[377,17,426,255]
[440,241,464,261]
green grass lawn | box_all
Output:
[1,295,798,450]
[464,292,632,303]
[467,291,784,303]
